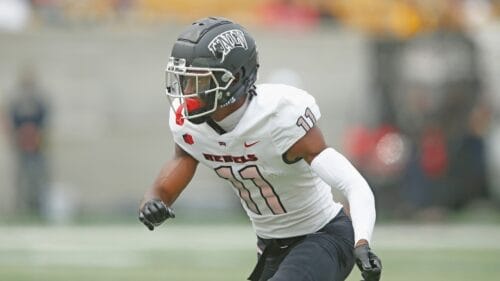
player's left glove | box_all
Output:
[354,244,382,281]
[139,199,175,231]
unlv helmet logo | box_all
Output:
[208,29,248,63]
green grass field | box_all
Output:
[1,223,499,281]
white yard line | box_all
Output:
[0,224,499,252]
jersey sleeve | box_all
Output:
[270,88,321,154]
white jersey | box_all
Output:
[169,83,343,239]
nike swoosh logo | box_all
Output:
[244,141,259,148]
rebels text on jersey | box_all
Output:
[169,83,343,239]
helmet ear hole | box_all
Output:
[240,67,246,78]
[233,72,241,84]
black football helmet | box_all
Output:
[166,17,259,124]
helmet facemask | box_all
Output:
[165,57,235,124]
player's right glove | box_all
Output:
[138,199,175,231]
[354,244,382,281]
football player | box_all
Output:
[139,17,382,281]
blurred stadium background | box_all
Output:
[1,0,500,280]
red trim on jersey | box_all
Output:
[182,133,194,145]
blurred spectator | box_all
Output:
[7,65,51,218]
[397,28,490,218]
[341,0,495,219]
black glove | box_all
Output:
[139,199,175,231]
[354,244,382,281]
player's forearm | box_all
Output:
[310,147,376,244]
[141,155,198,207]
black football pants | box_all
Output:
[249,209,355,281]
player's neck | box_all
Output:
[211,95,247,122]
